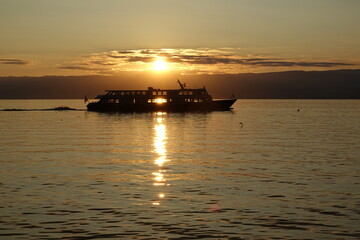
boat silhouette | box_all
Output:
[87,80,236,112]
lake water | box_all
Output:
[0,99,359,239]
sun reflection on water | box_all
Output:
[152,112,169,205]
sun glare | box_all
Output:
[153,58,167,71]
[155,98,167,104]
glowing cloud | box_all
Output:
[58,48,357,75]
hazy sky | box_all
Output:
[1,0,359,76]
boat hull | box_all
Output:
[87,99,236,112]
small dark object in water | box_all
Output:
[297,109,300,112]
[239,122,243,127]
[51,106,77,111]
[1,107,78,111]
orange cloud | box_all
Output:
[58,48,356,75]
[0,58,30,65]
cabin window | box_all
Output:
[142,91,146,95]
[152,91,156,95]
[182,91,192,95]
[163,91,167,95]
[148,98,167,103]
[155,98,167,104]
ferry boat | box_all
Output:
[86,80,237,112]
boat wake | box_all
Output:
[0,106,85,111]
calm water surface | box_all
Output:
[0,100,359,239]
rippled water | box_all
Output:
[0,99,359,239]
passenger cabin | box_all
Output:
[96,87,213,104]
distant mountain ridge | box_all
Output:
[0,69,359,99]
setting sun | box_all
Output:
[153,58,167,71]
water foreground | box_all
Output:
[0,99,359,239]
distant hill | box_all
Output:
[189,69,360,99]
[0,69,359,99]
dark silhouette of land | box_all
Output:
[0,69,359,99]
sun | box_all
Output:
[153,58,167,71]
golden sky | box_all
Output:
[0,0,359,76]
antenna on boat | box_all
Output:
[177,78,186,89]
